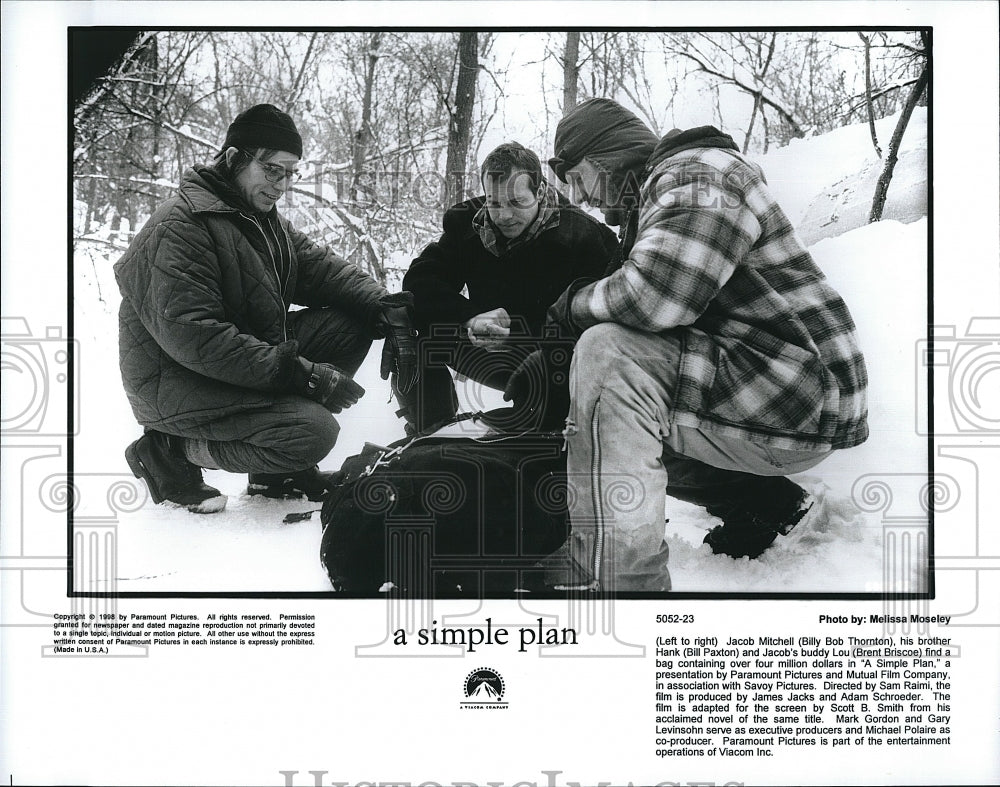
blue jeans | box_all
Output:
[561,323,829,592]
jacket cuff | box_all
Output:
[568,279,600,332]
[547,277,596,338]
[369,291,414,338]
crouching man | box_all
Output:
[535,98,869,591]
[115,104,417,513]
[398,142,618,433]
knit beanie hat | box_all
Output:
[549,98,659,183]
[222,104,303,157]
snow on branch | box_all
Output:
[74,33,158,121]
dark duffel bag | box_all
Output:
[319,410,569,597]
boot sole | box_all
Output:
[247,485,309,501]
[247,483,331,502]
[162,496,228,515]
[125,439,227,514]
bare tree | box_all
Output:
[75,32,215,235]
[444,32,478,208]
[869,32,929,222]
[666,33,805,145]
[821,31,926,130]
[739,33,778,153]
[349,32,382,207]
[562,32,580,113]
[858,32,883,157]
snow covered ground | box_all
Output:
[72,109,928,594]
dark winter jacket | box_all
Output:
[403,193,618,337]
[569,127,869,452]
[115,165,386,431]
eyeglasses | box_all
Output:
[244,151,302,183]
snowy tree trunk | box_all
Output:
[351,32,381,207]
[562,32,580,113]
[869,62,928,223]
[444,32,478,208]
[743,93,763,153]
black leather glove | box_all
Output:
[296,359,365,414]
[502,337,574,431]
[374,292,419,394]
[546,277,596,341]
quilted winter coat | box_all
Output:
[115,165,386,431]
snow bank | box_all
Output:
[763,107,927,243]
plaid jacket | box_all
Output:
[569,144,868,451]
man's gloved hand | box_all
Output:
[296,359,366,414]
[546,278,596,340]
[502,339,573,431]
[374,292,419,394]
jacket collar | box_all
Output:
[603,128,739,274]
[645,125,739,172]
[472,183,562,257]
[179,164,274,218]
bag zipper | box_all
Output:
[359,417,561,479]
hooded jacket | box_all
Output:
[568,127,869,451]
[115,165,387,430]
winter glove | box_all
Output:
[296,359,365,414]
[546,277,596,341]
[374,292,420,395]
[502,336,574,431]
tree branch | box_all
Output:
[670,45,804,136]
[288,32,319,109]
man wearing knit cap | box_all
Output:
[533,97,869,590]
[116,103,418,513]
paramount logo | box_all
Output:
[461,667,508,709]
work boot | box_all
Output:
[703,490,815,559]
[247,466,341,502]
[125,431,227,514]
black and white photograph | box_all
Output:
[69,26,928,596]
[2,2,998,786]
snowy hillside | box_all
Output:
[72,109,929,594]
[765,106,927,240]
